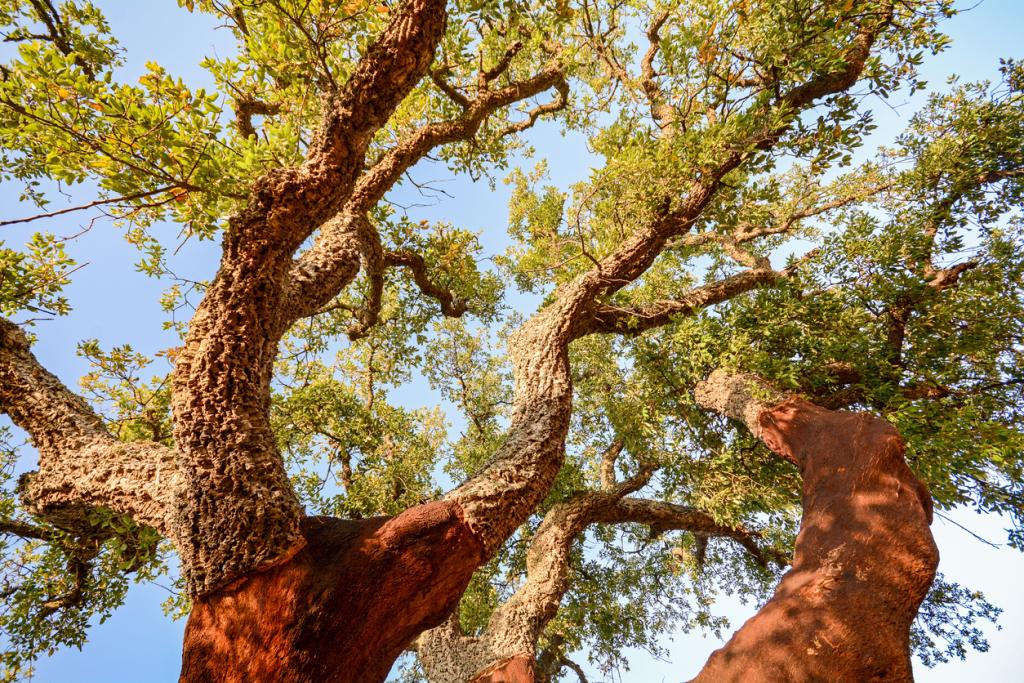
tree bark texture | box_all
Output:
[0,4,934,681]
[169,0,450,596]
[691,370,939,683]
[179,502,483,683]
[0,319,177,537]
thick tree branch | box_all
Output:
[479,41,524,88]
[808,370,953,411]
[917,166,1023,279]
[779,3,894,112]
[285,63,566,320]
[288,210,371,323]
[880,164,1020,372]
[0,516,52,541]
[690,369,937,682]
[0,319,176,537]
[300,0,451,213]
[170,0,451,595]
[37,554,89,617]
[385,249,469,318]
[640,9,674,130]
[430,67,470,108]
[233,96,281,139]
[557,657,589,683]
[353,63,565,218]
[338,221,388,341]
[228,0,451,251]
[497,77,569,137]
[598,438,624,490]
[582,267,792,336]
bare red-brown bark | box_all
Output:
[179,502,484,683]
[692,371,939,683]
[471,656,535,683]
[0,4,926,682]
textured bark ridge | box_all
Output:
[179,501,484,683]
[0,319,177,537]
[446,304,575,554]
[169,0,450,596]
[691,370,939,682]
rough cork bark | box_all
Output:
[0,319,177,537]
[170,0,451,596]
[692,370,939,683]
[0,4,928,682]
[418,460,773,683]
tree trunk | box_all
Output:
[692,371,939,682]
[179,501,484,683]
[470,657,535,683]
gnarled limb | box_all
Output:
[0,319,176,538]
[558,5,895,345]
[0,517,51,541]
[170,0,451,596]
[691,370,938,682]
[639,9,675,131]
[286,63,567,320]
[583,266,794,336]
[386,249,469,318]
[443,0,897,609]
[176,10,571,677]
[444,301,575,554]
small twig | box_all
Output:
[1,187,179,227]
[935,511,1001,548]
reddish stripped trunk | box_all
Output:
[471,656,535,683]
[178,501,483,683]
[691,396,939,683]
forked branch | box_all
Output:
[286,63,567,321]
[420,458,774,682]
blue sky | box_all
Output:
[2,1,1023,681]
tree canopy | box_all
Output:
[0,1,1021,681]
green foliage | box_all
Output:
[0,0,1020,680]
[0,426,169,681]
[76,340,174,445]
[912,573,1003,667]
[0,233,75,318]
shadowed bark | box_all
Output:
[179,503,484,683]
[690,370,939,682]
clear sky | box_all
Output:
[2,1,1023,681]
